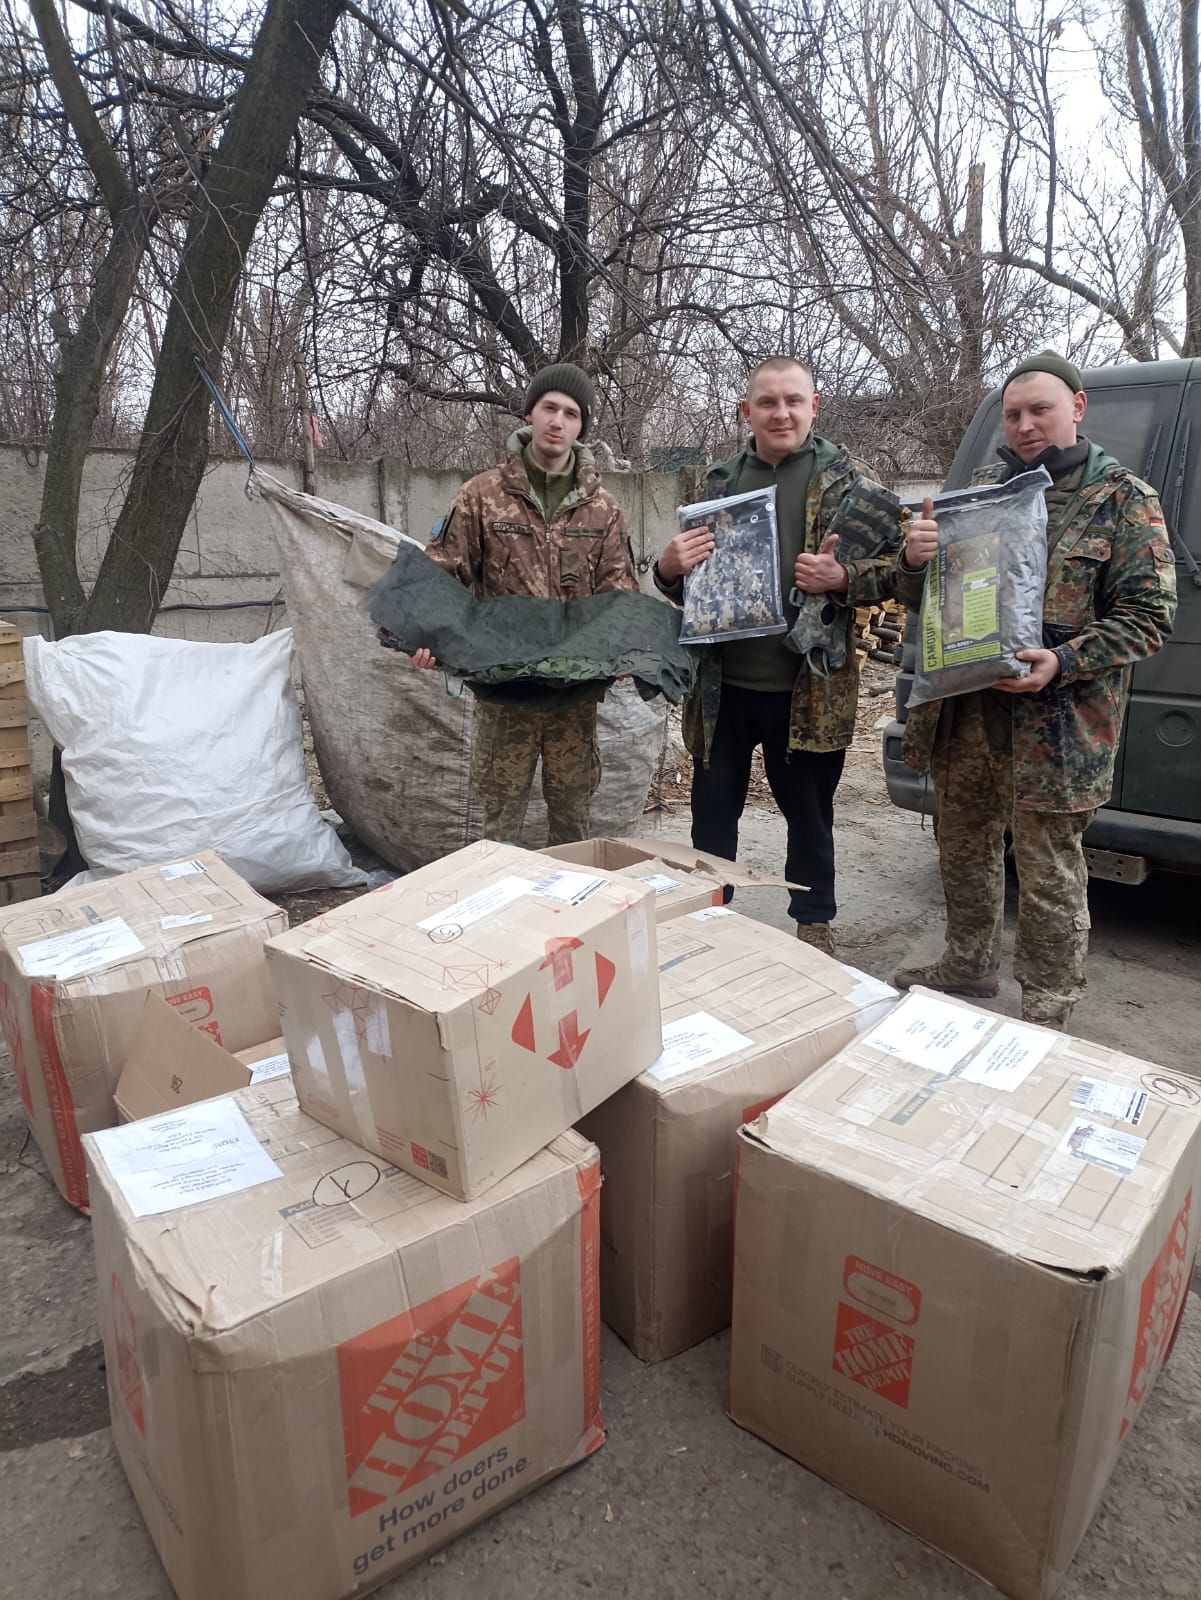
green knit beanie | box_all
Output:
[523,362,595,439]
[1003,350,1084,397]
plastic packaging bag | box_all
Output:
[677,486,787,645]
[23,629,365,892]
[905,466,1051,708]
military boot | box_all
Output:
[796,922,835,956]
[1021,1000,1074,1033]
[892,960,999,999]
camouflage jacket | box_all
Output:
[426,427,637,600]
[657,436,899,758]
[898,443,1178,812]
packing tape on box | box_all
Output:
[330,1009,380,1155]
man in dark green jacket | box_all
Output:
[654,357,899,951]
[894,352,1177,1029]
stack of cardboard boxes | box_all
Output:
[4,837,1196,1600]
[728,989,1201,1598]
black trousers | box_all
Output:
[690,683,846,923]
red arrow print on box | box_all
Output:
[549,1012,590,1070]
[511,939,618,1070]
[541,936,582,990]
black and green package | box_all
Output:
[906,466,1051,708]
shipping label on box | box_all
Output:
[578,911,897,1362]
[0,851,286,1207]
[728,990,1201,1600]
[266,839,660,1200]
[84,1087,603,1600]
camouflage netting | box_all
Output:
[254,472,672,870]
[784,479,905,677]
[363,536,694,709]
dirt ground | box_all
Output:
[2,666,1200,1600]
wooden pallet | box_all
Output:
[0,622,39,903]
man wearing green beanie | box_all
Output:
[406,361,638,844]
[893,352,1177,1029]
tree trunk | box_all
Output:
[81,0,346,635]
[34,206,147,637]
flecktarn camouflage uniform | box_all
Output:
[896,442,1177,1026]
[428,427,636,845]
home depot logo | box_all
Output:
[1120,1189,1192,1441]
[338,1261,524,1517]
[832,1256,922,1409]
[511,937,616,1070]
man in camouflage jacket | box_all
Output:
[655,357,900,950]
[408,362,637,845]
[895,351,1177,1028]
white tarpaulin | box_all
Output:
[255,472,669,872]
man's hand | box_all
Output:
[993,648,1061,694]
[794,533,848,595]
[658,525,715,580]
[904,497,939,569]
[410,647,438,670]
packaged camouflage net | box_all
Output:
[677,485,788,645]
[906,466,1052,708]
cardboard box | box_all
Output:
[0,852,286,1207]
[728,990,1201,1599]
[84,1082,603,1600]
[577,909,896,1362]
[114,994,288,1122]
[266,839,660,1200]
[543,835,800,922]
[541,837,726,922]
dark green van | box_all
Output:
[881,359,1201,879]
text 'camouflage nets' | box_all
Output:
[906,466,1052,708]
[676,486,788,645]
[365,540,695,710]
[784,478,904,677]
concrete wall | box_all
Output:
[0,443,939,794]
[0,443,941,642]
[0,444,711,643]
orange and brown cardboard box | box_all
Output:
[577,908,896,1362]
[114,993,288,1122]
[728,989,1201,1599]
[265,839,661,1201]
[84,1079,603,1600]
[0,852,286,1207]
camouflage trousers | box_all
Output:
[471,697,601,846]
[931,693,1094,1022]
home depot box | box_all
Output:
[0,852,286,1207]
[265,838,660,1200]
[541,838,725,922]
[84,1081,603,1600]
[114,993,289,1122]
[729,990,1201,1600]
[578,909,895,1362]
